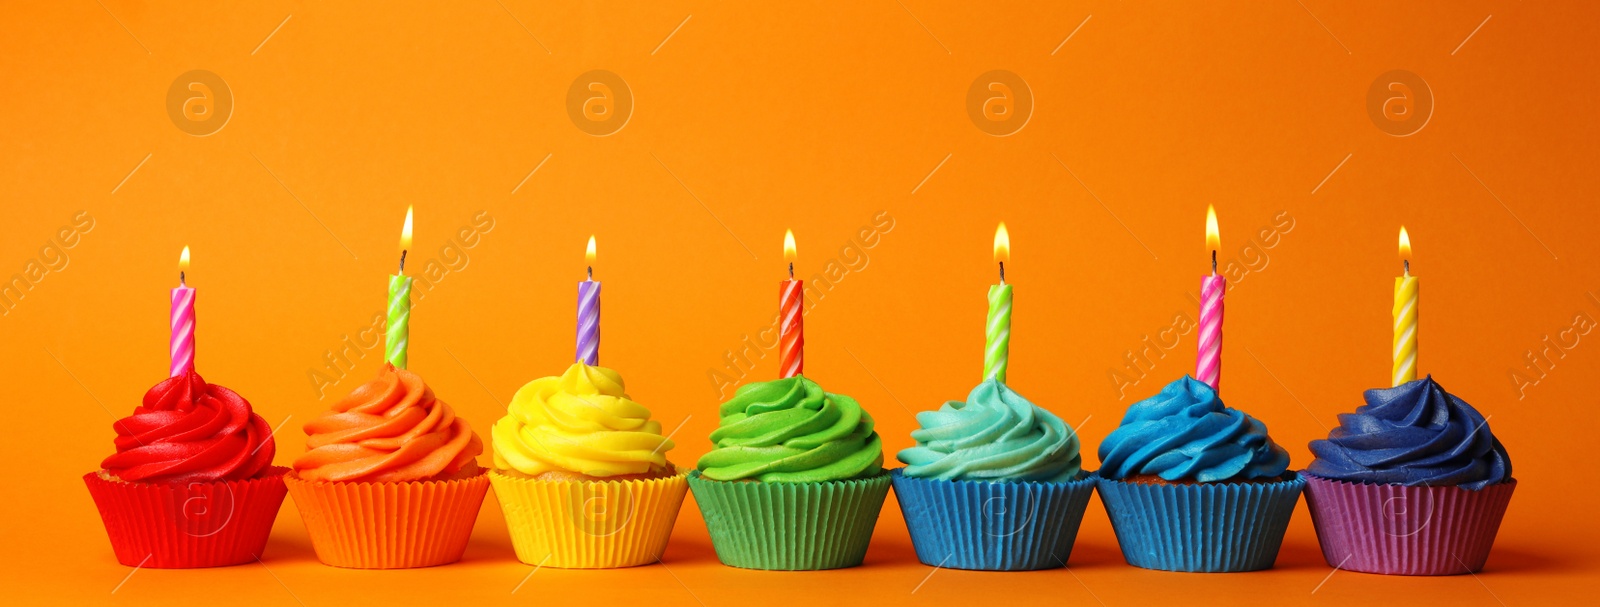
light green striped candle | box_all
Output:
[984,283,1011,383]
[386,273,411,369]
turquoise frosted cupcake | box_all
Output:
[688,376,890,570]
[893,379,1094,570]
[1095,376,1304,572]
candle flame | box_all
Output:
[783,229,797,262]
[993,222,1010,263]
[585,235,597,264]
[1205,205,1220,251]
[1398,226,1412,260]
[399,205,414,252]
[179,246,190,272]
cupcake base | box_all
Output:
[83,467,289,568]
[1096,471,1305,573]
[1303,474,1516,575]
[891,469,1095,571]
[284,470,490,569]
[688,470,891,570]
[489,468,689,569]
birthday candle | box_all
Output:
[386,206,413,369]
[984,223,1011,383]
[1196,206,1224,392]
[1393,227,1418,386]
[779,230,803,379]
[577,235,601,365]
[170,246,195,377]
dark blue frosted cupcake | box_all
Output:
[892,379,1094,571]
[1303,376,1515,575]
[1096,376,1304,572]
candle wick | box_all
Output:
[1211,250,1217,275]
[398,250,408,274]
[788,262,794,280]
[998,261,1006,285]
[1404,259,1410,277]
[587,266,593,280]
[180,271,186,287]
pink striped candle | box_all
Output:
[170,246,195,377]
[1196,206,1223,392]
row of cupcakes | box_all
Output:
[84,214,1514,575]
[83,361,1515,576]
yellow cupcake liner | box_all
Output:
[489,469,689,569]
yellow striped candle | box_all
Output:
[387,206,414,369]
[1392,227,1418,386]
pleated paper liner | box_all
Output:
[1096,471,1306,573]
[687,470,892,571]
[284,469,490,569]
[489,468,689,568]
[1303,474,1516,575]
[891,469,1096,571]
[83,466,289,568]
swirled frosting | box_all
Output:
[294,364,482,482]
[492,362,674,477]
[1308,376,1511,490]
[697,377,883,483]
[1098,376,1289,482]
[897,380,1081,482]
[101,370,276,483]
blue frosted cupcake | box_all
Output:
[1303,376,1515,575]
[1095,376,1304,572]
[892,379,1095,571]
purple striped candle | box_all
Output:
[576,236,600,365]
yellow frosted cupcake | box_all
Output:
[489,362,687,568]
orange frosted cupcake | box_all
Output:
[285,364,487,569]
[489,362,687,568]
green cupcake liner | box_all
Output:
[687,470,892,570]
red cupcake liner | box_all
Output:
[284,470,490,569]
[83,467,289,568]
[1303,474,1516,575]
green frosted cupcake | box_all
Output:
[688,376,890,570]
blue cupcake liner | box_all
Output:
[1095,471,1306,572]
[891,469,1096,571]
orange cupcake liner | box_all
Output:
[284,470,490,569]
[83,466,289,568]
[489,469,689,568]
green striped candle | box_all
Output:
[984,222,1011,383]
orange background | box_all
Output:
[3,1,1596,605]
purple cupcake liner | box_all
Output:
[890,469,1096,571]
[1096,471,1305,572]
[1303,474,1516,575]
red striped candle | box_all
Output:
[779,230,803,378]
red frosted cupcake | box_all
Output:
[285,364,488,569]
[84,369,288,568]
